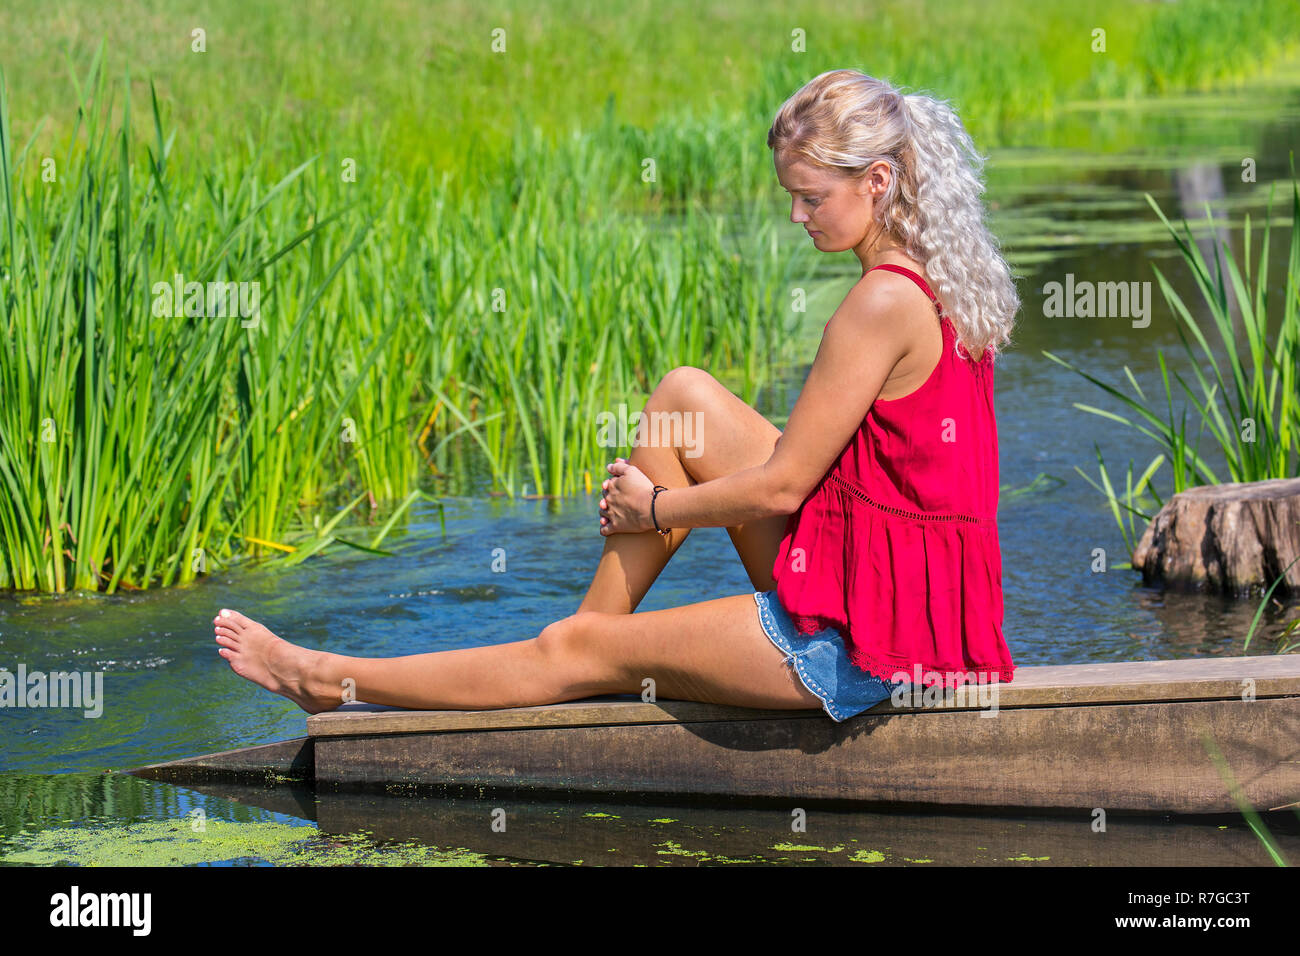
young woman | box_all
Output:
[215,69,1020,719]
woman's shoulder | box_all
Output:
[840,263,950,398]
[840,262,943,331]
[848,263,990,364]
[857,258,939,297]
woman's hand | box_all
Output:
[599,458,657,535]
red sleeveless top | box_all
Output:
[770,263,1014,687]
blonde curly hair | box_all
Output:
[767,69,1019,361]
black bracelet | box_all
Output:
[650,485,671,536]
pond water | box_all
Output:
[3,65,1300,866]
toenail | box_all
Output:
[220,609,230,618]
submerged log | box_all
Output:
[1132,477,1300,594]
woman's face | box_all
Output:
[774,151,884,253]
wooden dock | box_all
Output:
[130,654,1300,815]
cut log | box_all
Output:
[1132,477,1300,594]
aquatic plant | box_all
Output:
[0,53,815,592]
[1244,549,1300,652]
[0,818,494,867]
[1044,157,1300,561]
[1202,733,1295,867]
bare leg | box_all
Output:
[214,593,822,714]
[214,370,797,713]
[576,367,788,616]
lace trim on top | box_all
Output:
[828,472,995,526]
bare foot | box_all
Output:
[213,609,341,714]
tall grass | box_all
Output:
[0,53,818,592]
[6,0,1298,189]
[1042,158,1300,560]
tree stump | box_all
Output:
[1131,477,1300,595]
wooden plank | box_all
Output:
[307,654,1300,736]
[128,737,314,786]
[308,697,814,737]
[128,655,1300,814]
[311,696,1300,814]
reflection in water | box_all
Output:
[1173,161,1239,323]
[2,772,1296,866]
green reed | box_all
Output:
[1043,160,1300,561]
[1202,734,1294,867]
[0,53,818,592]
[0,60,246,591]
[1243,551,1300,652]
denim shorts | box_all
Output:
[753,590,905,722]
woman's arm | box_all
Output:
[601,276,913,534]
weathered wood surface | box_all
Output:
[130,737,313,785]
[307,653,1300,737]
[130,655,1300,814]
[1132,477,1300,594]
[311,697,1300,814]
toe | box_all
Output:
[215,624,240,642]
[221,608,256,631]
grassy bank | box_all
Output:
[3,0,1299,194]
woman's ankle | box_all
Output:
[302,649,349,706]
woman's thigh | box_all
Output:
[571,593,822,711]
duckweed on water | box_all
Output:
[651,840,756,864]
[850,849,887,863]
[0,819,493,867]
[770,842,846,853]
[654,840,711,860]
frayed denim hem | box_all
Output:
[754,590,848,722]
[753,591,902,722]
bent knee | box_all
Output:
[655,365,718,405]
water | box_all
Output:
[3,67,1300,866]
[4,772,1292,866]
